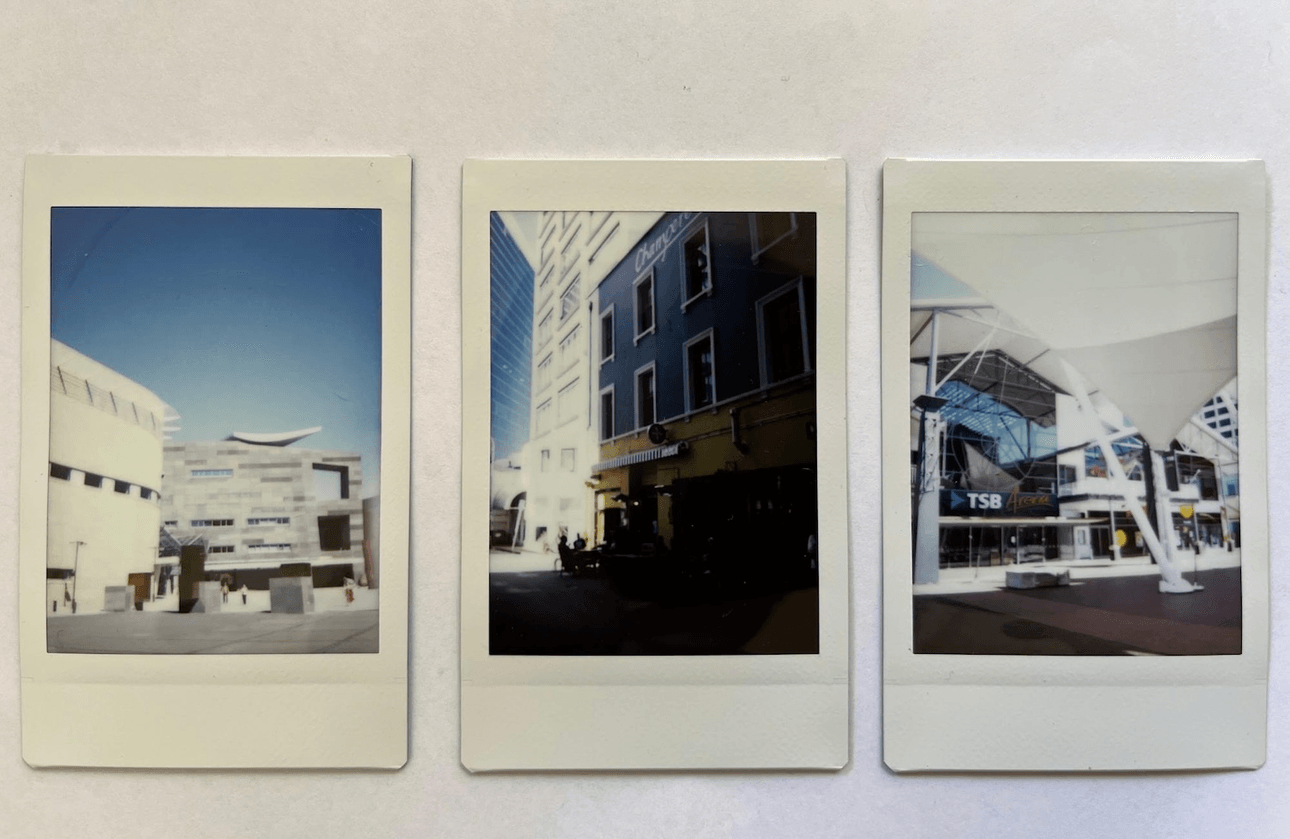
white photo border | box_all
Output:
[19,156,412,768]
[881,159,1269,771]
[462,160,849,770]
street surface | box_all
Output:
[489,550,818,655]
[47,609,378,654]
[914,551,1242,655]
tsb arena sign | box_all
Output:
[941,488,1058,518]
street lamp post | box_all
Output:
[70,540,85,614]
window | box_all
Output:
[536,353,553,391]
[84,472,103,488]
[541,449,550,472]
[682,223,712,305]
[600,386,614,441]
[312,463,350,501]
[560,277,580,322]
[685,331,715,412]
[191,519,234,527]
[50,463,71,480]
[635,364,656,429]
[192,468,233,478]
[164,520,178,527]
[757,279,811,385]
[247,543,291,553]
[558,378,580,424]
[750,212,798,263]
[317,515,352,551]
[600,305,615,364]
[114,480,131,494]
[559,324,581,370]
[633,270,655,342]
[537,311,553,347]
[536,399,552,434]
[248,516,290,526]
[561,448,576,472]
[209,545,234,554]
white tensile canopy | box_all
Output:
[912,212,1236,450]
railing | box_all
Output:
[52,366,164,440]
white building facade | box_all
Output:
[522,211,661,549]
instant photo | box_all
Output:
[20,156,411,768]
[882,160,1268,772]
[488,210,819,656]
[462,160,848,770]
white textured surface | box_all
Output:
[1,1,1288,837]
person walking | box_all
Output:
[221,581,229,604]
[239,584,248,606]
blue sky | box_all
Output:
[51,207,383,495]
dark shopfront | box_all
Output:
[601,464,818,588]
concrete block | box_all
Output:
[1006,569,1070,589]
[191,580,222,613]
[270,577,315,614]
[103,586,133,612]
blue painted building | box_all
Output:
[490,213,535,463]
[592,211,819,581]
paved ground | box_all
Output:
[489,550,818,655]
[914,562,1242,656]
[47,609,379,654]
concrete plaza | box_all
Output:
[47,608,378,654]
[914,549,1243,655]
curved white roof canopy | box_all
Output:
[913,212,1237,450]
[224,426,322,447]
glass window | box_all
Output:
[84,472,103,488]
[561,448,575,471]
[537,311,553,347]
[683,224,712,303]
[600,307,614,363]
[49,462,71,481]
[560,277,581,322]
[636,366,656,428]
[558,378,580,424]
[634,271,654,340]
[536,353,553,391]
[686,333,714,410]
[559,324,581,369]
[536,399,552,434]
[540,449,550,472]
[192,468,233,478]
[758,282,809,385]
[600,389,614,441]
[750,212,798,262]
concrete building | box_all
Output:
[522,210,662,549]
[160,429,368,591]
[592,212,819,570]
[46,340,178,614]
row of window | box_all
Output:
[49,462,159,501]
[598,279,811,441]
[538,448,578,472]
[176,515,293,527]
[192,468,234,478]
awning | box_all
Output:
[913,212,1237,449]
[593,441,688,472]
[939,516,1109,527]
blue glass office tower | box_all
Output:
[490,213,535,462]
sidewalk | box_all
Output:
[914,550,1243,656]
[47,609,379,654]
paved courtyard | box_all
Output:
[47,608,379,654]
[914,551,1242,655]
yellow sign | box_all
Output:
[1180,505,1194,519]
[1114,529,1127,547]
